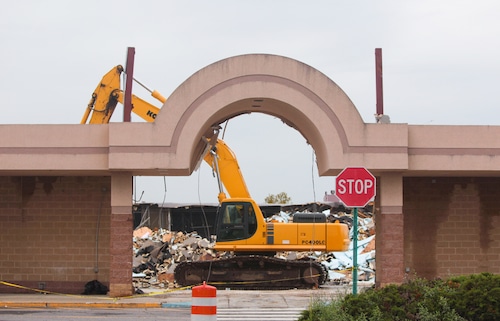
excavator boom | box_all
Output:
[203,139,251,201]
[81,65,164,124]
[81,65,123,124]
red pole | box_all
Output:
[123,47,135,122]
[375,48,384,116]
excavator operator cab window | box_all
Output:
[217,202,257,242]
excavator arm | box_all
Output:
[80,65,165,124]
[203,138,251,202]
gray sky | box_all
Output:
[2,1,499,204]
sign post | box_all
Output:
[335,167,376,295]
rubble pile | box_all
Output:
[132,227,220,290]
[328,207,376,284]
[132,207,376,290]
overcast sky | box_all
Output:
[1,1,499,205]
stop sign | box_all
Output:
[335,167,376,207]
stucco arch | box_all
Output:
[107,54,408,176]
[151,54,394,176]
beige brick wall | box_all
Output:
[2,174,498,293]
[404,177,500,279]
[375,212,404,285]
[0,176,111,294]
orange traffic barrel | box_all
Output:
[191,281,217,321]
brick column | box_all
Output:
[108,173,133,297]
[375,172,404,287]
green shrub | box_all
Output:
[299,273,500,321]
[445,273,500,321]
[299,299,378,321]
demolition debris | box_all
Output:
[132,205,375,291]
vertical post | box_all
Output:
[352,207,358,295]
[191,281,217,321]
[375,48,384,117]
[109,173,134,297]
[123,47,135,122]
[376,173,404,287]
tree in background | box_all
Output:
[265,192,291,204]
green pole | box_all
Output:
[353,207,358,295]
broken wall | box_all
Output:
[404,177,500,279]
[0,176,111,294]
[133,204,171,230]
[133,204,284,240]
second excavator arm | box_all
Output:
[81,65,165,124]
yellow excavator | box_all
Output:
[82,65,350,289]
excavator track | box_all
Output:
[174,255,328,290]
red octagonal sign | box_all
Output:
[335,167,376,208]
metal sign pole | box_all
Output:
[335,166,375,296]
[353,207,358,295]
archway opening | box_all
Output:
[134,113,334,205]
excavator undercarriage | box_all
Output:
[174,255,328,290]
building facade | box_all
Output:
[1,54,499,296]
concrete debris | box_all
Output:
[132,207,375,290]
[266,211,291,223]
[132,228,219,290]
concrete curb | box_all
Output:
[0,301,163,309]
[161,301,191,308]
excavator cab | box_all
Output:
[216,201,258,242]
